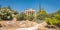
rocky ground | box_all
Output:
[0,20,59,30]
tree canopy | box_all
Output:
[0,6,18,21]
[37,8,48,20]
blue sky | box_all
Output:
[0,0,40,13]
[0,0,60,13]
[41,0,60,13]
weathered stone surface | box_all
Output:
[0,21,47,30]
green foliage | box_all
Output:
[17,12,35,21]
[37,8,47,20]
[27,15,35,21]
[0,6,18,21]
[45,17,59,25]
[17,12,26,21]
[0,5,60,26]
[7,5,11,10]
[54,14,60,20]
[45,10,60,25]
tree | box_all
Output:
[7,5,11,10]
[45,17,59,25]
[27,14,35,21]
[0,5,1,10]
[17,12,26,21]
[37,8,48,20]
[53,10,60,27]
[0,6,18,21]
[45,10,60,25]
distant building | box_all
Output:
[25,8,36,16]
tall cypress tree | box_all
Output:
[7,5,11,10]
[0,5,1,10]
[37,8,47,20]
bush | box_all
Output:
[45,17,59,25]
[0,7,18,21]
